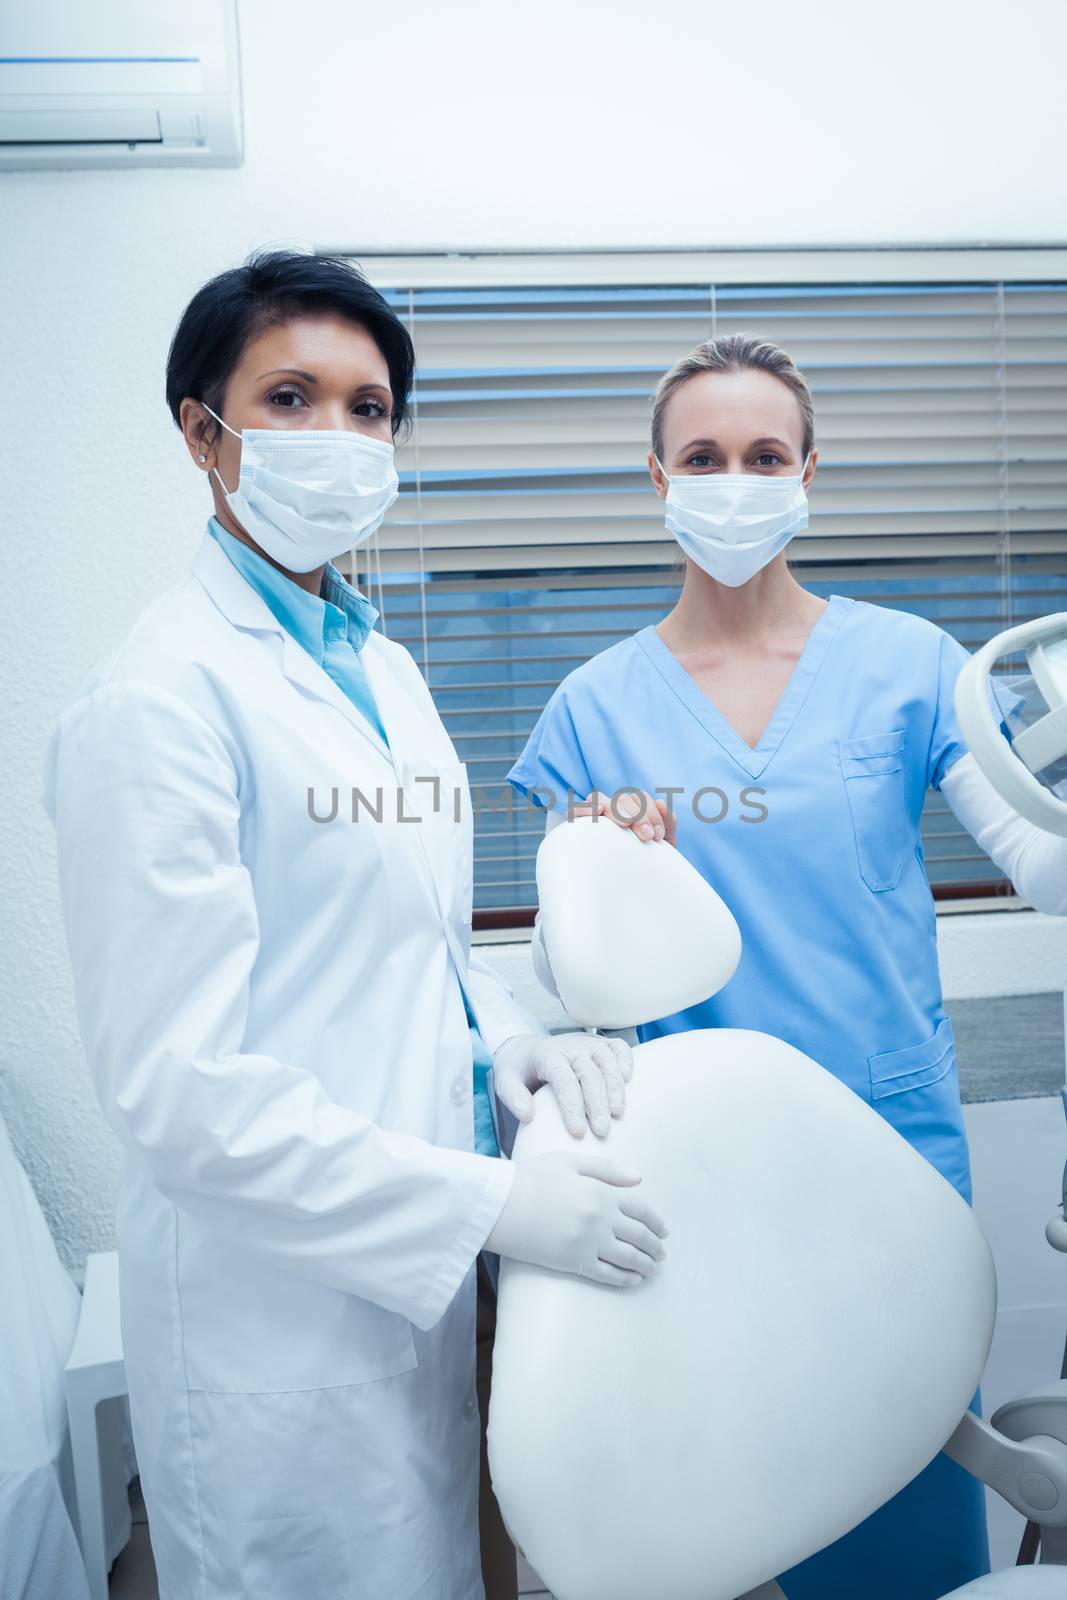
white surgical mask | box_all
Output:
[203,405,400,572]
[657,456,811,588]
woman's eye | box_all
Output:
[754,453,783,468]
[353,397,389,419]
[686,453,717,469]
[267,386,306,409]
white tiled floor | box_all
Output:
[108,1482,552,1598]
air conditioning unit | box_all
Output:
[0,0,242,170]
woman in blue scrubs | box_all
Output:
[507,332,1000,1599]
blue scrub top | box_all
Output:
[209,520,500,1156]
[509,596,978,1200]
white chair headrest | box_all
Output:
[536,818,742,1028]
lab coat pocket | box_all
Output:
[838,730,908,891]
[189,1390,361,1598]
[177,1229,418,1393]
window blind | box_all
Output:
[337,272,1067,923]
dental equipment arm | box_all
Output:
[940,752,1067,915]
[945,1385,1067,1564]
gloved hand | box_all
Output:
[492,1030,632,1138]
[485,1149,668,1287]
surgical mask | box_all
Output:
[656,457,811,588]
[202,405,400,572]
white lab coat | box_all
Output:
[42,529,548,1600]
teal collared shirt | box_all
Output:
[208,518,500,1157]
[209,517,388,745]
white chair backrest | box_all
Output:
[489,1031,997,1600]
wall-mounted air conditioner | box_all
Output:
[0,0,242,170]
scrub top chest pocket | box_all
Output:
[837,730,908,892]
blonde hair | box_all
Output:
[651,332,815,463]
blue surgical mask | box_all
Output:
[204,405,400,572]
[657,457,811,588]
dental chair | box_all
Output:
[487,617,1067,1600]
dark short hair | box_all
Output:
[165,249,415,441]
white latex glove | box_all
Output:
[492,1030,633,1138]
[485,1149,668,1287]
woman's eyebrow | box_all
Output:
[257,367,317,382]
[678,436,794,455]
[255,371,391,396]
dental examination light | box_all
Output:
[955,612,1067,838]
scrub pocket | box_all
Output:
[838,730,908,891]
[869,1016,955,1103]
[868,1018,971,1199]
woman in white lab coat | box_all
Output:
[43,251,668,1600]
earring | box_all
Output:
[198,454,207,464]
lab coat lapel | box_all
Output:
[359,642,420,771]
[193,532,466,955]
[277,631,394,767]
[361,641,469,936]
[191,531,395,768]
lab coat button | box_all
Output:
[464,1390,478,1420]
[450,1076,469,1104]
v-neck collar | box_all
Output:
[634,594,853,779]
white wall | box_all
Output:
[2,0,1066,1270]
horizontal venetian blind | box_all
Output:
[367,280,1067,572]
[337,270,1067,920]
[350,559,1066,915]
